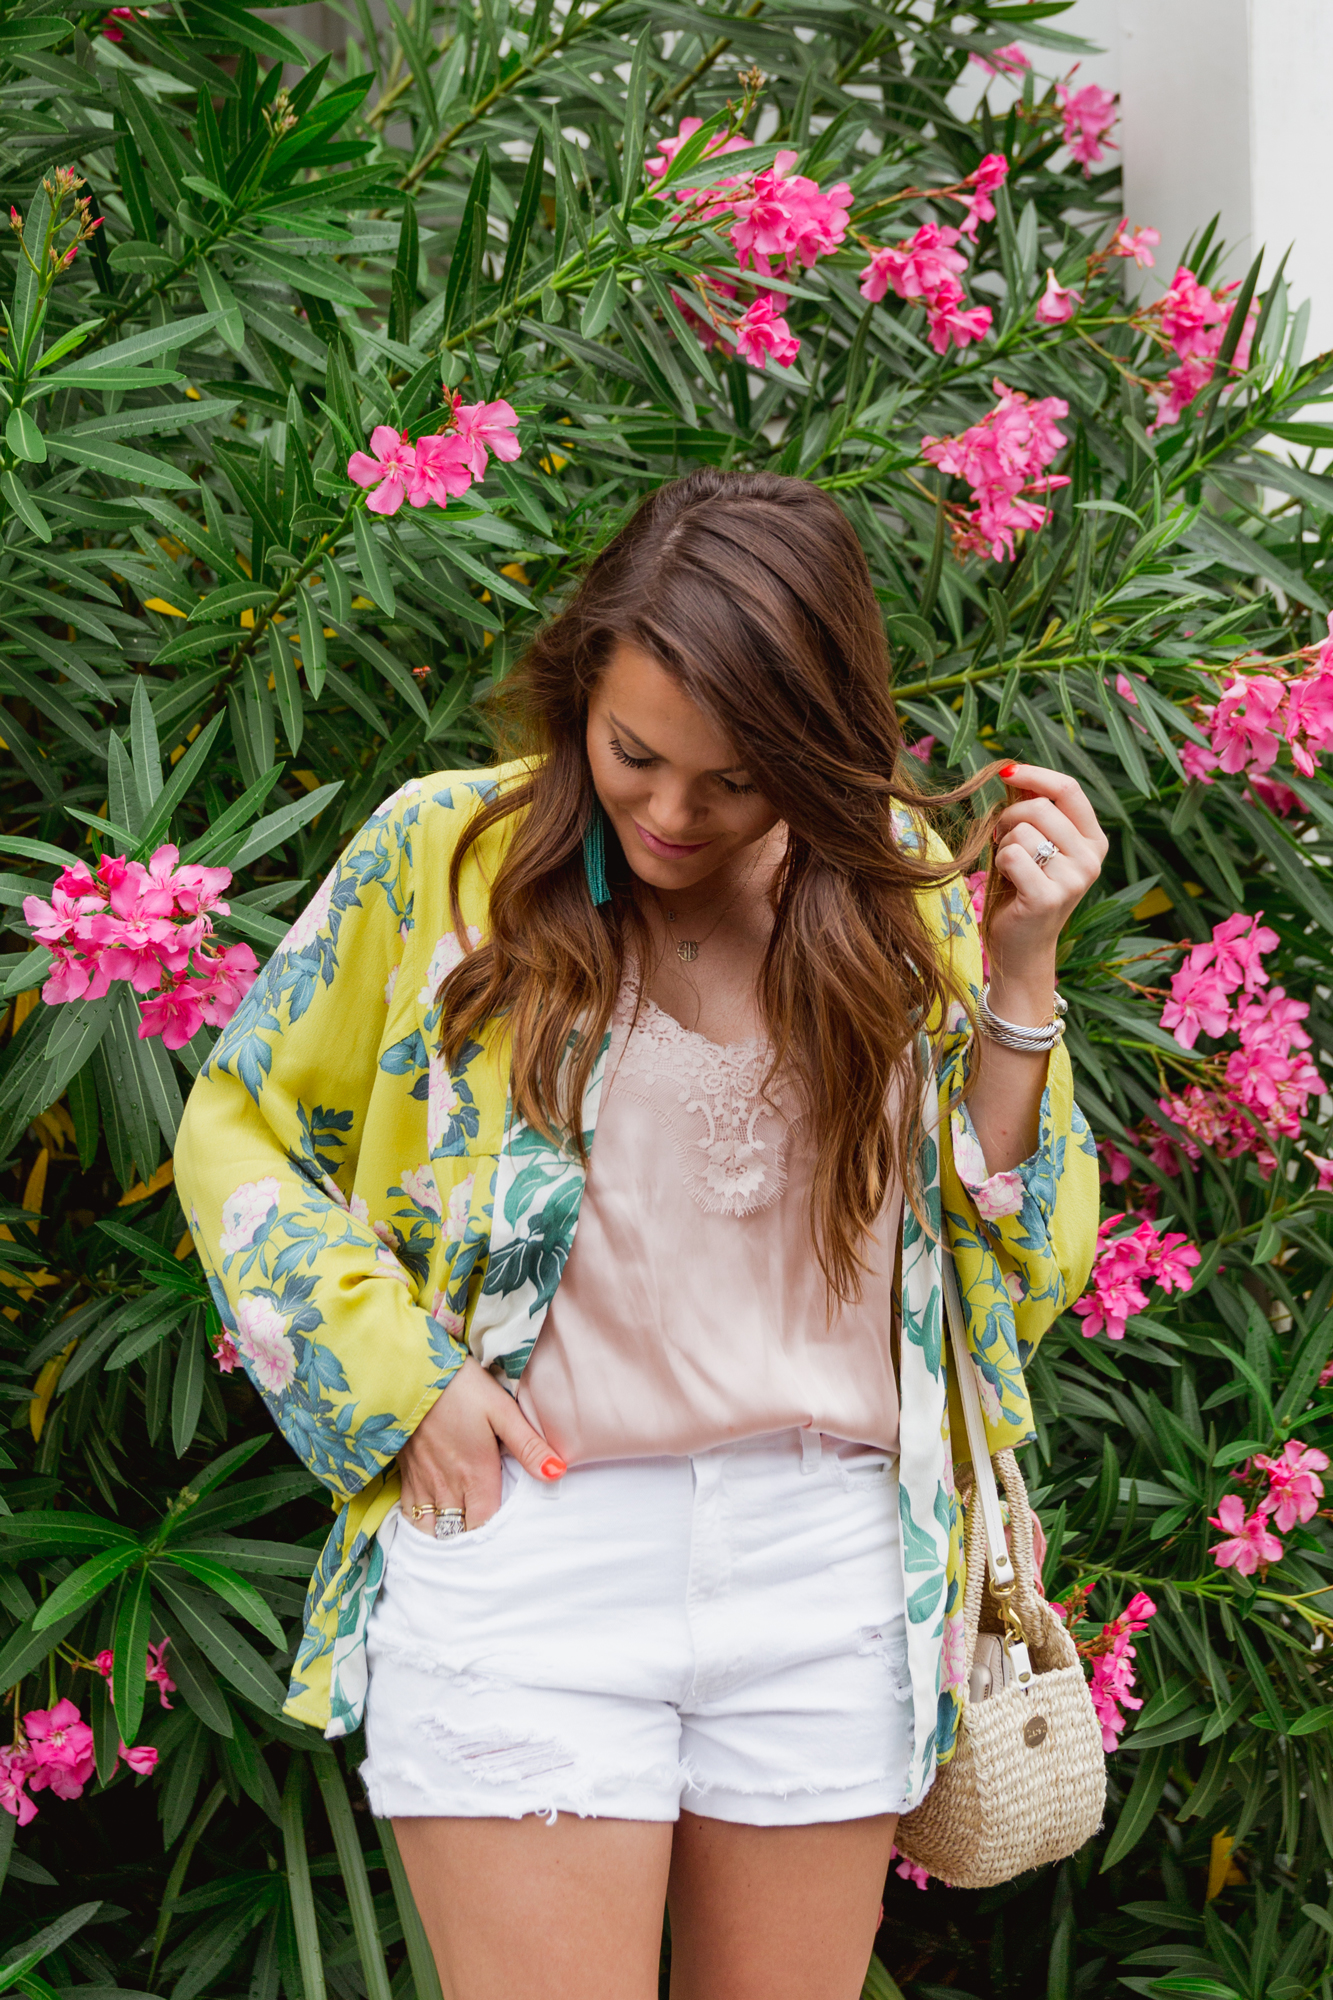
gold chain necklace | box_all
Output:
[657,845,764,963]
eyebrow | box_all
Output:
[608,711,750,775]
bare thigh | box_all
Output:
[666,1810,899,2000]
[393,1815,674,2000]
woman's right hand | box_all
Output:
[397,1356,565,1534]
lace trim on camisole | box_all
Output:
[610,989,798,1219]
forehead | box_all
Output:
[598,641,743,767]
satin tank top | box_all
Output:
[517,987,902,1464]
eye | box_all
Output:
[718,775,758,797]
[609,737,655,771]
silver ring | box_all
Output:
[1032,838,1058,870]
[433,1508,466,1540]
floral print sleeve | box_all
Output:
[913,828,1100,1450]
[175,780,478,1504]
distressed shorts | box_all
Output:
[360,1427,914,1826]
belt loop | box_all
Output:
[800,1427,822,1474]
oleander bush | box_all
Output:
[2,0,1333,1995]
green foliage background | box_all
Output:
[2,1,1333,1995]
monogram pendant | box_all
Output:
[676,940,700,963]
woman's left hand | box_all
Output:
[985,764,1108,1015]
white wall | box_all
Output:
[965,0,1333,357]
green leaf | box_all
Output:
[312,1754,393,2000]
[46,432,197,490]
[239,240,374,309]
[1101,1744,1172,1870]
[0,1907,102,1991]
[281,1763,327,2000]
[31,1544,142,1630]
[1,471,50,542]
[112,1561,154,1744]
[151,1572,287,1715]
[226,782,341,870]
[158,1552,286,1649]
[42,312,225,385]
[352,509,396,617]
[619,24,653,218]
[580,267,622,340]
[6,407,45,464]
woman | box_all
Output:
[176,469,1102,2000]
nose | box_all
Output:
[646,775,709,837]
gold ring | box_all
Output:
[410,1502,445,1520]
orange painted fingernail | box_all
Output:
[540,1455,566,1479]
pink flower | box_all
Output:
[1206,673,1287,775]
[1160,955,1234,1050]
[1210,912,1278,995]
[94,1649,115,1679]
[888,1844,930,1889]
[347,425,416,516]
[23,1699,95,1800]
[169,860,232,916]
[1110,220,1160,268]
[1253,1440,1328,1531]
[1209,1493,1284,1574]
[215,1330,239,1373]
[194,941,258,1027]
[732,294,800,370]
[1034,269,1080,326]
[451,397,521,478]
[970,44,1029,80]
[956,153,1009,240]
[727,159,851,278]
[1284,663,1333,774]
[117,1740,159,1776]
[1158,266,1230,362]
[145,1638,175,1708]
[922,379,1069,564]
[1147,268,1258,431]
[927,289,993,354]
[644,116,752,192]
[1307,1153,1333,1193]
[1074,1216,1200,1339]
[904,736,936,762]
[859,222,967,308]
[136,982,204,1050]
[1320,1357,1333,1389]
[1057,76,1117,173]
[1098,1140,1134,1186]
[407,431,473,508]
[1181,739,1219,785]
[0,1746,36,1825]
[1087,1596,1156,1751]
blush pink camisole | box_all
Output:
[516,986,902,1465]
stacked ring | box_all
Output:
[409,1501,467,1537]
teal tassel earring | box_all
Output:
[583,804,611,906]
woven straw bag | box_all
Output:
[894,1250,1106,1889]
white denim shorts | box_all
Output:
[360,1427,914,1826]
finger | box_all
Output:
[460,1443,504,1529]
[994,795,1091,859]
[488,1387,566,1482]
[991,839,1069,906]
[999,765,1106,847]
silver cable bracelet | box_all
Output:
[977,982,1067,1053]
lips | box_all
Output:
[633,821,712,860]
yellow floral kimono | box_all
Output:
[175,764,1098,1812]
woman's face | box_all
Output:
[586,641,781,892]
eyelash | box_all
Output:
[609,737,758,797]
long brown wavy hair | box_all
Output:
[441,468,999,1303]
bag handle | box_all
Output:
[940,1243,1015,1594]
